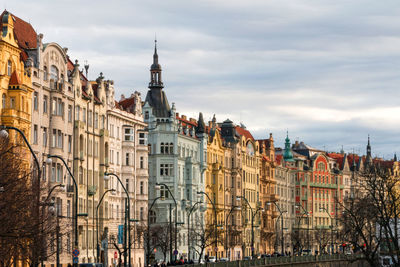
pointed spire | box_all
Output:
[153,39,158,66]
[394,153,397,162]
[366,135,372,166]
[196,112,206,135]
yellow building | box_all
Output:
[0,11,34,142]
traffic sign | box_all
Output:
[114,251,118,259]
[72,249,80,257]
[73,257,79,264]
[174,250,178,255]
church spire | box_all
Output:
[149,39,163,88]
[366,135,372,165]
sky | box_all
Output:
[5,0,400,158]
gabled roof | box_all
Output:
[0,10,37,49]
[235,126,254,141]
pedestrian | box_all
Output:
[161,262,166,267]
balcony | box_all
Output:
[50,79,65,92]
[88,185,97,196]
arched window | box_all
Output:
[2,94,6,108]
[50,65,59,81]
[160,142,164,154]
[169,143,174,154]
[60,74,64,84]
[43,66,48,81]
[7,60,12,76]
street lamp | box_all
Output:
[47,155,79,267]
[225,205,240,260]
[96,189,116,262]
[236,196,263,259]
[296,204,310,254]
[319,207,334,254]
[267,201,286,256]
[146,194,164,266]
[104,172,131,267]
[186,200,203,262]
[197,191,218,260]
[1,125,42,267]
[156,183,178,262]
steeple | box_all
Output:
[149,39,163,88]
[144,40,171,118]
[366,135,372,165]
[394,153,397,162]
[283,131,294,162]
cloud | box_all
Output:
[6,0,400,159]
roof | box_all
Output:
[9,71,21,85]
[0,11,37,49]
[327,153,345,169]
[119,96,136,110]
[235,126,254,141]
[276,154,283,165]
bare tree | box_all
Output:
[314,228,330,254]
[189,219,215,263]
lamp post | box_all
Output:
[96,189,116,262]
[186,201,202,262]
[225,205,240,260]
[0,126,42,267]
[146,195,163,266]
[104,172,131,267]
[47,154,79,267]
[267,201,286,256]
[156,183,177,262]
[296,204,310,254]
[197,191,218,260]
[320,207,334,254]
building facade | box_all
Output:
[143,43,206,263]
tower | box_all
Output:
[366,135,372,165]
[283,131,294,162]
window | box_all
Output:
[43,95,48,113]
[160,164,173,176]
[2,94,5,108]
[68,135,72,153]
[10,97,15,109]
[57,130,63,148]
[101,115,105,129]
[43,128,47,147]
[140,181,144,194]
[50,65,59,81]
[139,133,147,145]
[125,153,130,166]
[88,110,92,125]
[145,111,149,120]
[140,207,144,221]
[33,92,38,110]
[68,105,72,122]
[7,60,12,76]
[56,164,63,182]
[126,179,130,192]
[82,108,86,122]
[124,128,134,141]
[116,152,119,165]
[94,112,98,129]
[140,156,144,169]
[33,125,38,144]
[51,163,56,182]
[76,106,80,121]
[160,185,169,198]
[43,66,48,81]
[52,129,57,147]
[52,98,57,115]
[57,99,63,116]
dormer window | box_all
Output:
[7,60,11,76]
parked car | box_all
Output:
[243,256,251,260]
[208,256,216,262]
[261,254,271,258]
[219,258,229,262]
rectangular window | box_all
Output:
[124,128,134,141]
[83,108,86,122]
[94,112,98,129]
[88,110,92,125]
[125,153,130,166]
[68,105,72,122]
[52,98,57,115]
[33,92,38,111]
[140,207,144,221]
[139,132,146,145]
[57,130,63,148]
[52,129,57,147]
[43,127,47,147]
[126,179,129,192]
[75,106,80,121]
[68,135,72,153]
[33,125,38,144]
[116,127,119,139]
[116,152,119,165]
[10,97,15,109]
[43,95,48,113]
[140,181,144,194]
[51,163,56,182]
[140,156,144,169]
[56,164,62,182]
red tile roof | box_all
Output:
[276,154,283,165]
[235,126,254,140]
[0,11,37,49]
[119,96,136,110]
[327,153,345,169]
[9,71,21,85]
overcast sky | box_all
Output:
[6,0,400,158]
